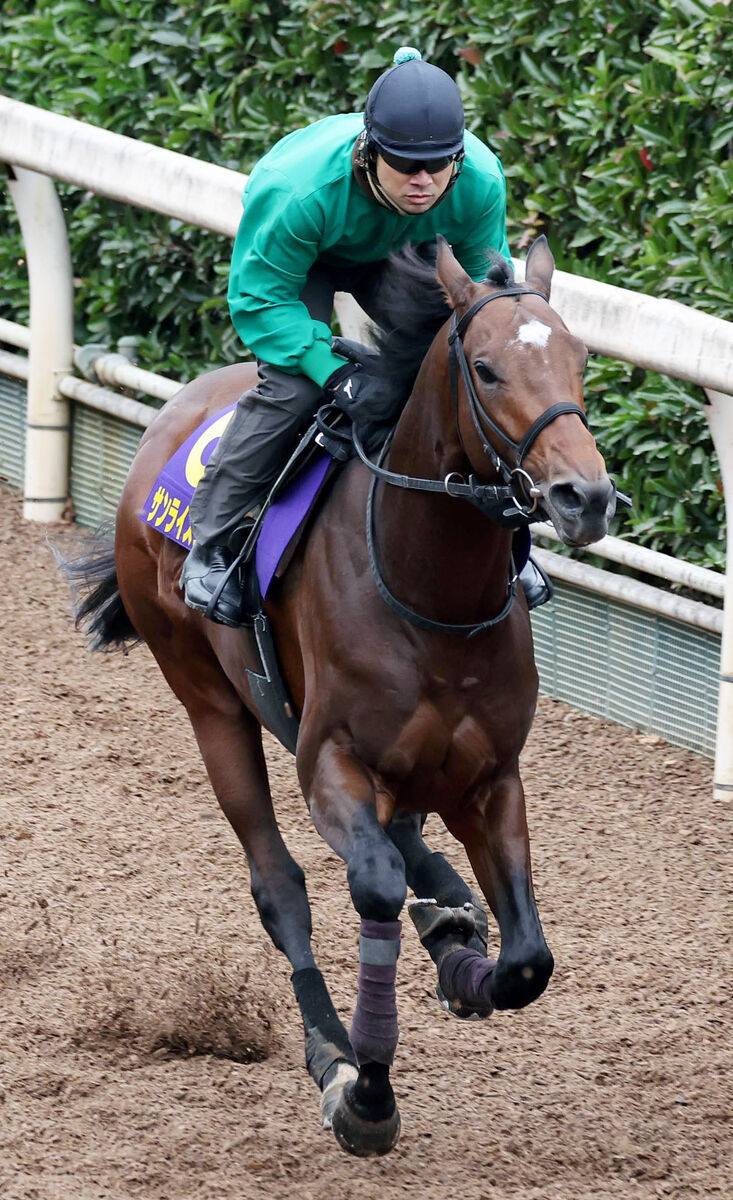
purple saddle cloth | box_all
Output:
[254,450,332,596]
[140,403,332,597]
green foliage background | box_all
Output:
[1,0,731,565]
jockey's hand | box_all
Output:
[331,335,381,373]
[325,360,395,453]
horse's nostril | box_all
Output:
[549,479,614,518]
[549,482,585,516]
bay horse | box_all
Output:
[67,236,615,1157]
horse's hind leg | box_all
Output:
[190,702,357,1121]
[387,811,493,1018]
[131,629,356,1125]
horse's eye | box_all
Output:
[474,361,498,385]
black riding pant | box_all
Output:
[190,259,390,548]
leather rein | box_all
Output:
[354,285,589,637]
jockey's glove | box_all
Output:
[331,335,381,373]
[325,357,395,454]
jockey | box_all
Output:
[182,47,552,625]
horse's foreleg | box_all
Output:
[386,810,492,1018]
[444,774,554,1013]
[307,740,406,1157]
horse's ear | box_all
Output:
[436,235,478,311]
[524,235,554,299]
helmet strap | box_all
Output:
[355,130,371,171]
[364,163,407,214]
[354,131,408,214]
[438,150,464,204]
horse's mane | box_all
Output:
[371,243,515,414]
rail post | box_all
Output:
[6,165,74,521]
[704,390,733,800]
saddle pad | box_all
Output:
[255,450,331,596]
[141,404,332,596]
[141,403,237,550]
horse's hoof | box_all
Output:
[408,897,476,949]
[467,889,489,952]
[491,948,554,1010]
[435,982,494,1020]
[320,1062,358,1130]
[331,1081,401,1157]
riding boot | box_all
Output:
[182,363,324,623]
[189,364,324,548]
[519,555,554,610]
[180,542,246,627]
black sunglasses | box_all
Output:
[378,148,456,175]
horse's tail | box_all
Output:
[53,530,140,653]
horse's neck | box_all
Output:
[376,344,514,626]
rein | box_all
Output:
[359,285,589,638]
[364,434,519,638]
[352,425,533,527]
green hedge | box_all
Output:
[1,0,731,566]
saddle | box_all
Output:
[237,403,353,602]
[142,404,353,754]
[233,406,353,756]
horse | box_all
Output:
[65,236,616,1157]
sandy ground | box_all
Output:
[0,488,730,1200]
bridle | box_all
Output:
[354,286,590,637]
[354,286,589,526]
[447,287,588,517]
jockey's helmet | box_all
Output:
[364,48,465,164]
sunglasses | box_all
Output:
[378,149,456,175]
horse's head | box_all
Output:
[436,236,615,546]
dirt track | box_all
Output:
[0,489,729,1200]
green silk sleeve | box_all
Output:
[227,169,348,385]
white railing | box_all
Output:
[1,95,731,797]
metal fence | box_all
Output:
[533,582,719,756]
[0,374,25,490]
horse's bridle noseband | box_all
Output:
[355,285,593,637]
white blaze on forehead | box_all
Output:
[515,319,552,348]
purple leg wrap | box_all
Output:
[349,918,401,1066]
[438,947,498,1011]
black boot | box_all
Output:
[180,542,244,627]
[519,555,554,611]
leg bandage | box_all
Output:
[349,918,401,1066]
[438,947,497,1012]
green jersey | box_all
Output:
[228,113,511,386]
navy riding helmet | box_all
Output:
[364,47,465,165]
